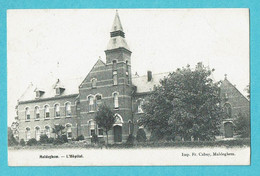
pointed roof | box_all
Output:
[111,10,124,32]
[106,11,130,51]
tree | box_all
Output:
[139,63,223,141]
[52,124,65,138]
[234,112,250,138]
[136,128,147,142]
[95,104,115,145]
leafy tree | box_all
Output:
[95,104,115,145]
[8,127,18,146]
[139,63,223,141]
[39,134,49,144]
[52,124,65,139]
[234,112,250,138]
[20,139,25,146]
[136,128,147,142]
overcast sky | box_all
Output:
[7,9,249,126]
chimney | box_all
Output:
[147,71,152,82]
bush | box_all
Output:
[76,135,84,141]
[136,129,147,142]
[48,137,54,144]
[91,134,99,144]
[61,135,68,143]
[53,137,64,145]
[39,134,49,144]
[20,139,25,146]
[27,138,38,146]
[126,134,135,145]
[8,134,18,146]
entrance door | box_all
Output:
[114,125,122,142]
[224,122,233,138]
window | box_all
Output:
[112,60,117,70]
[98,128,103,136]
[128,120,132,134]
[126,61,130,84]
[25,127,31,141]
[66,124,72,139]
[113,92,119,108]
[54,104,60,117]
[96,94,102,110]
[25,107,30,120]
[65,102,71,117]
[224,103,232,118]
[45,126,50,138]
[113,71,118,85]
[91,78,97,88]
[35,126,41,141]
[137,99,144,113]
[35,106,40,120]
[89,120,95,137]
[44,105,50,118]
[88,96,95,112]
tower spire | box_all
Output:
[106,10,130,51]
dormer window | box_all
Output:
[35,90,45,98]
[56,87,65,96]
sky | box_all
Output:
[7,9,249,126]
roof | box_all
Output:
[132,72,170,93]
[111,10,124,32]
[18,76,84,102]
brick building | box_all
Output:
[16,11,249,143]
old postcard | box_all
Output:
[7,9,250,166]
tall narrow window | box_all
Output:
[25,107,30,120]
[54,104,60,117]
[96,95,102,110]
[224,103,232,118]
[65,102,71,117]
[66,124,72,139]
[126,61,130,84]
[35,126,41,141]
[91,78,97,88]
[112,60,117,70]
[89,120,95,137]
[98,125,103,136]
[25,127,31,141]
[137,99,144,113]
[44,105,50,119]
[113,71,118,85]
[35,106,40,120]
[45,126,50,138]
[88,96,94,112]
[113,92,119,108]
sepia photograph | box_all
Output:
[7,9,250,166]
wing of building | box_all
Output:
[16,11,249,143]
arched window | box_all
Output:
[66,124,72,139]
[137,99,144,113]
[45,126,50,138]
[112,60,117,70]
[35,126,41,141]
[44,105,50,119]
[88,96,95,112]
[54,104,60,117]
[65,102,71,117]
[35,106,40,120]
[113,71,118,85]
[113,92,119,108]
[126,61,130,84]
[91,78,97,88]
[25,127,31,141]
[89,120,95,137]
[25,107,30,120]
[96,94,102,110]
[224,103,232,118]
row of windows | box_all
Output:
[25,124,72,141]
[87,93,119,112]
[25,102,72,120]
